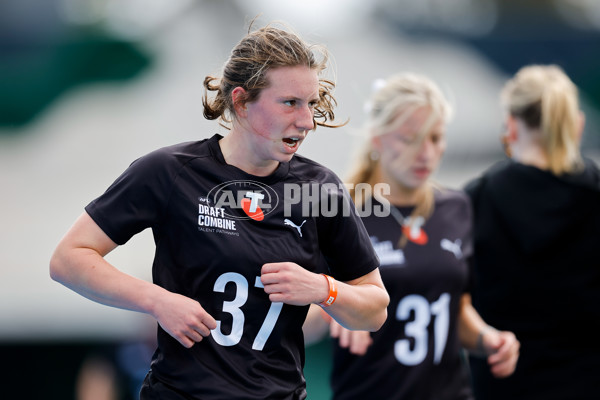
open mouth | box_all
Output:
[283,137,300,148]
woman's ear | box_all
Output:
[368,135,382,161]
[232,87,248,118]
[371,134,382,153]
[505,114,519,143]
[500,115,518,158]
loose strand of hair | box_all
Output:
[345,143,379,205]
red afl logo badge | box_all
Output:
[207,180,279,221]
[241,196,265,221]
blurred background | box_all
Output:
[1,0,599,398]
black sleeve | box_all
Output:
[460,191,475,294]
[316,182,380,282]
[85,148,178,245]
[463,175,484,205]
[463,172,486,295]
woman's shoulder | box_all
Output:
[111,138,217,188]
[572,156,600,192]
[434,186,471,209]
[133,137,216,169]
[463,159,513,199]
[151,137,215,161]
[288,153,342,184]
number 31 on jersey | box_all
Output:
[395,293,450,366]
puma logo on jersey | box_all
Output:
[441,238,462,259]
[284,218,306,237]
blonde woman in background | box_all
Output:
[465,64,600,400]
[304,73,519,400]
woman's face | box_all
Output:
[241,65,320,164]
[374,106,446,190]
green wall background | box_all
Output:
[305,338,333,400]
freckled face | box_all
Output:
[243,66,320,163]
[374,107,446,190]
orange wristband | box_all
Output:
[320,274,337,307]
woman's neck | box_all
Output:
[373,167,423,207]
[510,126,550,170]
[219,132,279,177]
[386,185,425,207]
[512,143,549,170]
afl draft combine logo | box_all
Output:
[207,180,279,221]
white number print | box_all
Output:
[210,272,283,351]
[394,293,450,366]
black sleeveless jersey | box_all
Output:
[85,134,379,400]
[331,189,474,400]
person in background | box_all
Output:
[464,64,600,400]
[50,21,389,400]
[304,73,519,400]
[76,336,156,400]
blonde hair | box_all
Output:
[347,73,451,246]
[203,22,342,130]
[501,64,583,175]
